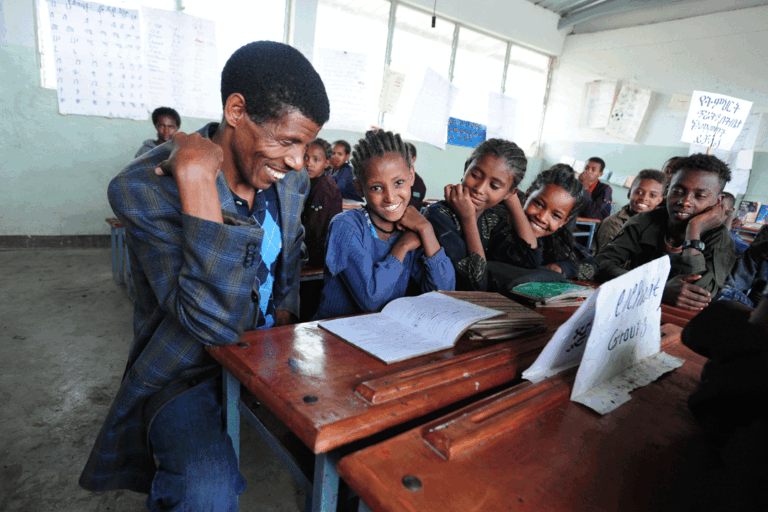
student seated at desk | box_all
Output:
[596,153,735,311]
[134,106,180,158]
[594,169,666,253]
[405,142,427,211]
[301,137,342,268]
[423,139,528,291]
[314,129,455,319]
[714,239,768,307]
[578,157,613,220]
[489,164,599,282]
[721,192,749,255]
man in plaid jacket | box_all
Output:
[79,42,329,511]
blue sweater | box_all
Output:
[314,208,455,319]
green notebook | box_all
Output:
[509,282,594,306]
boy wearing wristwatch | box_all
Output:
[595,153,735,311]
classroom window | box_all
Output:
[182,0,286,77]
[450,26,507,127]
[503,45,551,155]
[314,0,391,129]
[384,3,456,137]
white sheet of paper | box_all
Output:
[572,352,684,414]
[605,84,652,141]
[573,160,585,173]
[47,0,146,119]
[522,291,597,384]
[559,155,576,167]
[407,67,458,150]
[724,168,751,195]
[378,67,406,115]
[584,80,617,129]
[571,256,671,404]
[668,93,691,112]
[487,92,517,141]
[681,91,753,151]
[141,6,219,120]
[608,172,627,186]
[317,48,369,132]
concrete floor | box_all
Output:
[0,248,305,512]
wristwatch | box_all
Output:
[681,239,705,252]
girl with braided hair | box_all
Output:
[489,164,599,283]
[314,130,455,319]
[423,138,532,291]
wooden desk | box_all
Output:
[205,307,576,511]
[338,324,710,512]
[300,265,324,282]
[342,199,364,210]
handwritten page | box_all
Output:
[571,256,671,414]
[317,48,368,132]
[681,91,753,151]
[378,66,406,115]
[605,83,652,141]
[46,0,146,119]
[318,292,501,364]
[486,92,517,141]
[407,67,458,150]
[668,93,690,112]
[141,6,219,120]
[583,80,617,129]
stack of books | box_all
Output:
[508,282,594,307]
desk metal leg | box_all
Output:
[223,369,241,465]
[586,224,596,249]
[116,227,125,284]
[309,452,340,512]
[110,225,118,282]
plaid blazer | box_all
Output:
[79,123,309,493]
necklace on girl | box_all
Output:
[367,210,397,234]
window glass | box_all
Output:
[450,26,506,126]
[315,0,390,129]
[504,45,550,154]
[384,4,455,137]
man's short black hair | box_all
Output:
[669,153,732,192]
[333,140,351,155]
[587,157,605,173]
[221,41,330,127]
[152,107,180,127]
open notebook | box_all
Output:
[318,291,545,364]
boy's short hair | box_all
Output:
[635,169,666,186]
[220,41,330,127]
[587,157,606,172]
[333,140,351,155]
[721,191,736,208]
[669,153,732,192]
[151,107,180,127]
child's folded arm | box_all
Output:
[338,253,406,311]
[415,247,456,293]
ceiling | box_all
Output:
[528,0,768,34]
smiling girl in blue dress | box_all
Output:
[314,130,455,319]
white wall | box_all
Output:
[539,5,768,208]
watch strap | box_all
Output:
[681,239,705,252]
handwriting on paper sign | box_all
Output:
[614,277,661,317]
[698,95,741,113]
[681,91,753,151]
[566,320,592,353]
[608,316,648,351]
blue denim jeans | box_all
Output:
[147,377,246,511]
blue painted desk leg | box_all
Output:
[116,227,125,285]
[223,369,240,509]
[586,224,596,249]
[308,452,340,512]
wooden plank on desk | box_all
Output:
[338,334,707,512]
[205,308,575,454]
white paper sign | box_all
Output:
[584,80,617,129]
[317,48,369,132]
[407,67,458,150]
[47,0,146,119]
[681,91,753,151]
[605,84,652,141]
[571,256,671,402]
[487,92,517,141]
[378,67,406,115]
[559,155,576,167]
[522,292,597,384]
[141,6,219,120]
[668,93,691,112]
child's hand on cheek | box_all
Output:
[686,203,725,239]
[396,206,429,233]
[390,230,423,262]
[444,184,476,221]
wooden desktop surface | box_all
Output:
[205,307,578,454]
[337,325,710,512]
